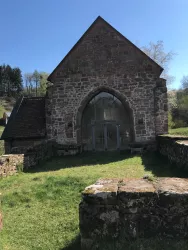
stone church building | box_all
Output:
[1,16,168,153]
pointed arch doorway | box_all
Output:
[81,92,133,151]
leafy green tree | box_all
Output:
[24,71,49,97]
[176,89,188,109]
[10,68,23,95]
[181,76,188,89]
[0,64,23,97]
[38,72,49,96]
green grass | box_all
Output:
[168,127,188,136]
[0,152,188,250]
[0,126,5,156]
[0,126,5,155]
[0,106,5,119]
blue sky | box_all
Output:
[0,0,188,89]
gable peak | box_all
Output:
[48,16,163,81]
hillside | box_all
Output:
[0,97,15,117]
[0,97,15,155]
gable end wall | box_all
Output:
[46,20,167,146]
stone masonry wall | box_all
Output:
[80,178,188,250]
[158,135,188,169]
[154,79,168,135]
[46,18,167,147]
[0,154,24,177]
[4,139,45,154]
[23,141,55,168]
[0,141,55,177]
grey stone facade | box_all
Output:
[46,16,167,149]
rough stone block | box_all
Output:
[118,178,157,214]
[80,178,188,249]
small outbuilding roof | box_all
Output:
[1,97,46,140]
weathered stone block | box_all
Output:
[80,178,188,249]
[118,178,157,214]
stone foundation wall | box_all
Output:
[0,141,55,177]
[4,139,45,154]
[80,178,188,250]
[0,154,24,177]
[157,135,188,169]
[24,141,55,168]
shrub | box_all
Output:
[168,112,175,129]
[173,119,187,128]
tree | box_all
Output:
[32,70,40,97]
[142,40,176,87]
[38,72,49,96]
[10,68,23,95]
[24,73,32,95]
[24,71,49,97]
[181,75,188,89]
[0,64,23,97]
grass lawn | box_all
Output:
[0,152,188,250]
[0,126,5,155]
[169,127,188,136]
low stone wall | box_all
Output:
[0,154,24,177]
[23,141,55,168]
[0,141,55,177]
[80,178,188,250]
[157,135,188,169]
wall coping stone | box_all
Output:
[82,177,188,200]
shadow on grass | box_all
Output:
[26,151,135,173]
[142,152,188,178]
[26,151,188,178]
[62,235,81,250]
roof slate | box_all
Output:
[1,97,46,140]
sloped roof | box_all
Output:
[1,97,46,140]
[48,16,163,81]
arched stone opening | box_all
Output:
[76,87,134,151]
